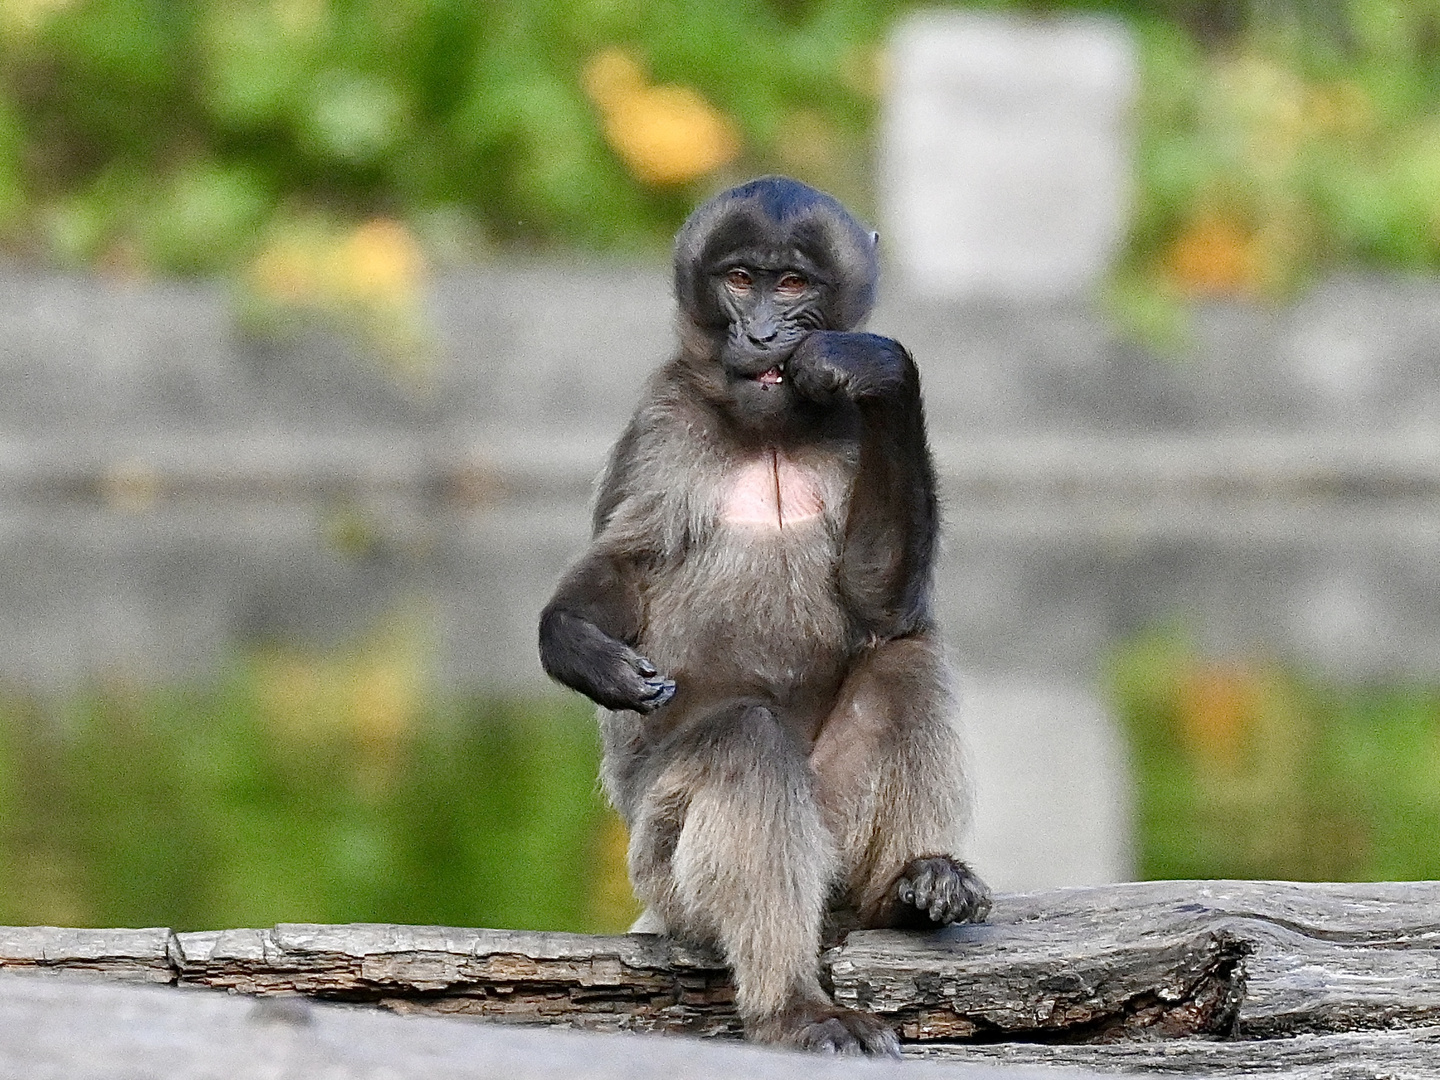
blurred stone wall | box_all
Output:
[4,12,1437,892]
[3,265,1439,890]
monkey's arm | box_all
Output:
[539,544,676,713]
[788,331,939,637]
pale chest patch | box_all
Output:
[719,450,827,529]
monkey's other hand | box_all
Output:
[757,1003,900,1058]
[787,331,907,403]
[539,609,675,714]
[895,856,991,926]
[579,642,674,714]
[611,650,676,714]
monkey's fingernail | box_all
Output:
[636,659,657,676]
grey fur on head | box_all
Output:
[673,176,879,335]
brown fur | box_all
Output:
[539,178,989,1055]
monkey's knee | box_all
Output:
[631,701,839,1021]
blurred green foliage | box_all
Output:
[1109,628,1440,882]
[0,0,900,270]
[1112,2,1440,342]
[0,656,638,933]
[4,0,1440,293]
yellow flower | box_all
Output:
[582,47,741,186]
[1163,212,1263,296]
[339,218,425,306]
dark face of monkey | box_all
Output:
[673,177,880,430]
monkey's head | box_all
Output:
[674,177,879,423]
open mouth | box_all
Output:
[754,367,784,386]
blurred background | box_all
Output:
[2,0,1440,934]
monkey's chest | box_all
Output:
[718,452,826,530]
[641,451,852,699]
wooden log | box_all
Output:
[175,924,741,1036]
[0,925,178,983]
[916,1028,1440,1076]
[5,880,1440,1076]
[0,972,1085,1080]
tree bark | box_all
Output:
[5,880,1440,1075]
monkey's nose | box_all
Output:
[745,309,781,345]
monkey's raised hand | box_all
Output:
[538,610,676,714]
[787,331,911,403]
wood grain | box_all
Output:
[6,880,1440,1074]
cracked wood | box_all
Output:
[3,880,1440,1063]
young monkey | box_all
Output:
[539,177,989,1056]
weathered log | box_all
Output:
[0,972,1080,1080]
[918,1028,1440,1076]
[4,880,1440,1076]
[177,924,743,1036]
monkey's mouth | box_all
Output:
[753,367,784,386]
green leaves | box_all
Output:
[0,0,897,270]
[8,1,1440,293]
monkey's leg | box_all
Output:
[628,703,899,1056]
[811,634,991,931]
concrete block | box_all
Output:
[881,13,1135,299]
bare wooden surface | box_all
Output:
[5,880,1440,1076]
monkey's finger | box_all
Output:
[932,872,965,921]
[972,890,993,922]
[924,877,949,921]
[636,678,676,710]
[951,865,992,923]
[634,657,658,677]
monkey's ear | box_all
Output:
[871,231,880,249]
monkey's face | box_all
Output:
[715,262,825,376]
[693,257,824,427]
[673,177,880,426]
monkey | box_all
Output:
[538,177,989,1056]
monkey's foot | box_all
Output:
[894,856,991,926]
[754,1002,900,1058]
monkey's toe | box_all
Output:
[790,1009,900,1059]
[896,856,991,926]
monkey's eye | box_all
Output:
[724,268,752,292]
[776,273,809,296]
